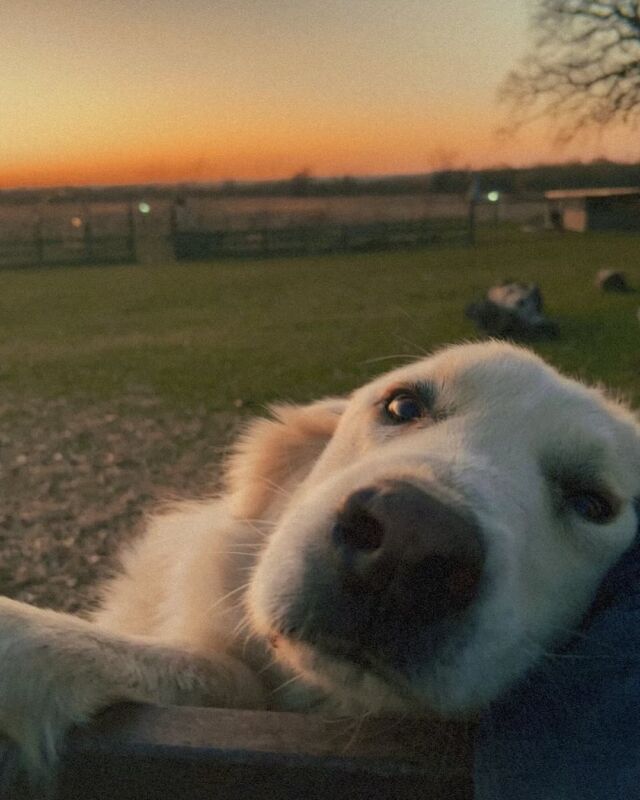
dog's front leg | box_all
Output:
[0,596,266,779]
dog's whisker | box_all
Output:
[340,709,375,752]
[232,614,251,636]
[207,582,251,613]
[361,353,421,366]
[392,331,430,357]
[239,623,258,644]
[257,653,280,674]
[241,518,277,527]
[239,519,273,538]
[238,566,258,576]
[270,673,305,695]
[234,619,262,658]
[259,477,292,498]
[230,539,266,547]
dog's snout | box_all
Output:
[332,480,485,620]
[332,487,385,552]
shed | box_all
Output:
[545,187,640,232]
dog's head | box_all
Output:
[229,342,640,716]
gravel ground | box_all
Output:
[0,393,241,613]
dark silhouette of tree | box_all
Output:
[500,1,640,141]
[289,169,313,196]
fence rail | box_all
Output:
[0,201,475,268]
[0,204,137,269]
[0,235,136,269]
[0,705,474,799]
[172,218,471,261]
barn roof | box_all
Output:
[545,187,640,200]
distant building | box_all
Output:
[545,187,640,232]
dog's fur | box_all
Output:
[2,341,640,777]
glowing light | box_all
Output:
[70,216,83,228]
[487,191,500,202]
[138,202,151,214]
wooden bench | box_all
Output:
[0,705,474,799]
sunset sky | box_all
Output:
[2,0,638,188]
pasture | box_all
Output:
[2,228,640,408]
[2,228,639,612]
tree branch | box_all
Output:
[499,0,640,139]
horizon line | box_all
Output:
[2,155,639,195]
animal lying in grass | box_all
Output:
[1,340,639,780]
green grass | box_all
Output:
[2,229,640,410]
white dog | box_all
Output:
[1,341,640,778]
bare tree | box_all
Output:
[500,1,640,141]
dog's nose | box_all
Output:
[331,480,484,620]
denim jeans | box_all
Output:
[475,534,640,800]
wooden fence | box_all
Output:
[0,204,137,269]
[172,217,471,261]
[0,202,472,269]
[0,705,474,799]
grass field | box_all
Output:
[2,228,640,409]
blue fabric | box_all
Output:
[475,534,640,800]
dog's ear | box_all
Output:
[225,397,347,520]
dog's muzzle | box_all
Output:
[331,480,485,622]
[280,480,486,672]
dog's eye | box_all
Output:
[384,392,425,424]
[565,490,617,524]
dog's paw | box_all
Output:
[0,676,92,783]
[0,597,112,782]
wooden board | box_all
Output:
[0,704,474,799]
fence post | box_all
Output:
[340,224,349,251]
[83,204,94,263]
[34,207,44,266]
[467,198,477,245]
[127,202,137,263]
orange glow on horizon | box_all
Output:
[2,115,636,191]
[1,1,637,191]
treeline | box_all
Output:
[215,160,640,197]
[430,160,640,195]
[1,159,639,205]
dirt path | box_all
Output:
[0,393,240,613]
